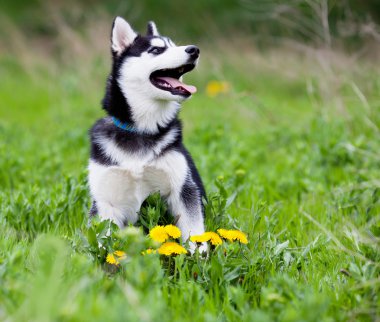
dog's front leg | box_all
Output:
[156,150,207,253]
[167,182,207,254]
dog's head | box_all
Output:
[103,17,200,133]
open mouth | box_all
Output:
[150,64,197,97]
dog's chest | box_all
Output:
[89,136,188,208]
[116,150,172,196]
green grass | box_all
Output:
[1,11,380,322]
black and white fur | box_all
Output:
[88,17,206,251]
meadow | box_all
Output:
[0,3,379,321]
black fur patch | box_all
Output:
[89,117,182,156]
[180,145,206,201]
[102,73,134,125]
[179,144,206,217]
[180,178,201,214]
[89,201,98,217]
[90,123,118,165]
[146,21,158,36]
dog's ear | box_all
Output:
[146,21,159,36]
[111,17,137,56]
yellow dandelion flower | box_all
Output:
[206,232,223,246]
[149,225,169,243]
[190,233,210,243]
[114,250,126,258]
[191,232,223,246]
[164,224,181,239]
[206,80,230,97]
[158,242,187,256]
[217,229,248,244]
[231,230,248,244]
[106,253,119,265]
[217,229,232,241]
[142,248,157,255]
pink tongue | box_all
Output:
[158,77,197,94]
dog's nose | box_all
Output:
[185,45,200,59]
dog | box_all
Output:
[88,17,206,251]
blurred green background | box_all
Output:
[2,0,380,44]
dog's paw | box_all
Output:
[189,241,208,256]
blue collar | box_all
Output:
[112,117,138,133]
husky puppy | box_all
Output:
[88,17,206,250]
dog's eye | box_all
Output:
[148,46,165,55]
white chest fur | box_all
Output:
[88,132,189,227]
